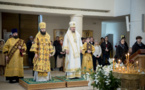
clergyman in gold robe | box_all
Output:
[82,37,95,73]
[30,22,54,82]
[3,29,27,83]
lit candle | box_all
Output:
[128,53,130,62]
[125,54,127,58]
[118,60,121,64]
[136,61,139,70]
[113,58,115,69]
[119,68,121,72]
[136,61,138,65]
[122,66,125,71]
[116,65,119,72]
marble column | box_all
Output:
[70,14,83,36]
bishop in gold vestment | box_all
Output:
[82,38,95,73]
[30,22,54,82]
[3,29,26,83]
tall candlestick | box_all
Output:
[113,58,115,69]
[122,66,125,71]
[116,65,119,72]
[128,53,130,63]
[136,61,139,70]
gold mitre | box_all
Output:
[69,21,76,27]
[39,22,46,29]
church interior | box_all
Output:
[0,0,145,90]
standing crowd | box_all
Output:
[0,21,145,83]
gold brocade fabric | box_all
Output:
[72,32,77,43]
[82,43,95,73]
[38,72,48,76]
[30,32,54,74]
[3,38,27,77]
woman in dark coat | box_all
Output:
[116,38,128,64]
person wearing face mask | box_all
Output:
[116,38,128,64]
[3,29,27,83]
[30,22,54,82]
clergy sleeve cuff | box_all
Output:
[4,51,8,55]
[63,46,68,51]
[80,46,83,50]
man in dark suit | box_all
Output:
[53,36,60,68]
[90,37,94,45]
[26,36,34,68]
[101,36,112,65]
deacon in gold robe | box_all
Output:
[82,37,95,73]
[3,29,27,83]
[30,22,54,82]
[63,21,83,79]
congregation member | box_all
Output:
[3,29,27,83]
[50,41,56,71]
[57,39,65,71]
[0,39,5,65]
[63,21,83,79]
[90,37,94,45]
[115,38,128,64]
[0,39,5,75]
[132,36,145,54]
[9,34,12,38]
[53,36,60,68]
[80,37,85,65]
[122,36,129,52]
[30,22,54,82]
[99,37,105,45]
[26,36,34,68]
[81,37,86,44]
[93,40,102,70]
[82,37,95,73]
[101,36,112,65]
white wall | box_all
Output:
[0,0,114,17]
[83,18,102,42]
[130,0,145,47]
[43,16,70,41]
[0,0,114,11]
[114,0,131,16]
[102,21,127,55]
[43,15,101,41]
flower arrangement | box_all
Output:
[90,65,121,90]
[87,58,121,90]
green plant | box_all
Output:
[89,65,121,90]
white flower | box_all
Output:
[88,78,93,86]
[94,79,99,84]
[105,81,110,85]
[109,58,113,63]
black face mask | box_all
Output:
[40,31,46,35]
[13,36,18,39]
